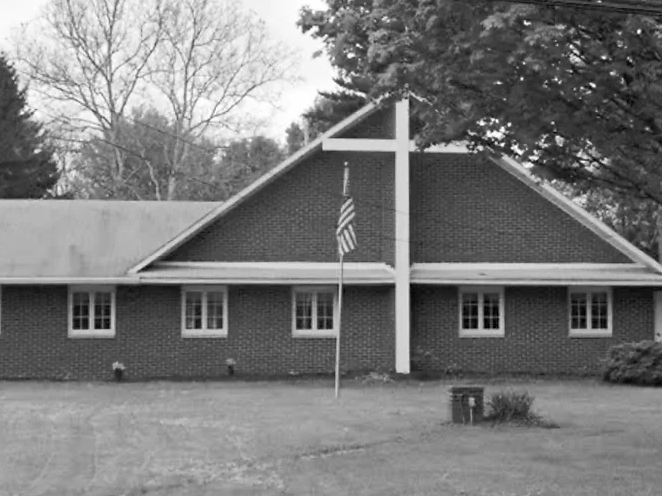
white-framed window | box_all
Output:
[68,286,116,338]
[568,287,612,337]
[292,286,338,338]
[459,286,505,337]
[181,286,228,337]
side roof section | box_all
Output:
[128,99,381,274]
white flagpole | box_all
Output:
[335,252,344,399]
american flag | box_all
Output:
[337,162,357,256]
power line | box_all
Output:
[497,0,662,15]
[14,69,236,156]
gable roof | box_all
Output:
[487,153,662,273]
[127,97,662,274]
[127,99,382,274]
[0,200,218,280]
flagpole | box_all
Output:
[335,252,344,399]
[335,161,354,399]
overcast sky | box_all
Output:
[0,0,337,140]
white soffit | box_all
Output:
[411,263,662,286]
[139,262,396,284]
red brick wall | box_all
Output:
[0,285,395,380]
[410,153,631,263]
[167,151,395,265]
[411,285,654,374]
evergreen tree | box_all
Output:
[0,54,59,198]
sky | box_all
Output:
[0,0,337,140]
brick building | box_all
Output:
[1,98,662,380]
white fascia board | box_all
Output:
[411,278,662,286]
[489,154,662,274]
[0,277,140,285]
[153,261,395,271]
[413,262,645,270]
[127,100,381,275]
[140,278,394,285]
[323,138,397,152]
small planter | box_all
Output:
[114,369,124,382]
[226,358,236,377]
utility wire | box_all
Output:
[497,0,662,15]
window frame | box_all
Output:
[568,287,613,337]
[458,286,505,338]
[68,286,116,338]
[181,285,228,338]
[291,286,338,338]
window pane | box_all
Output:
[185,292,203,329]
[94,292,112,330]
[591,292,608,330]
[295,292,313,330]
[483,293,500,330]
[206,291,224,330]
[570,293,588,329]
[72,292,90,330]
[462,293,479,329]
[316,292,335,330]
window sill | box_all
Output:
[459,330,504,338]
[182,331,228,338]
[569,331,612,338]
[68,331,115,339]
[292,331,337,339]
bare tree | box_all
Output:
[14,0,296,200]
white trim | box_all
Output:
[489,154,662,273]
[291,286,338,338]
[413,278,662,286]
[0,277,139,285]
[181,285,228,338]
[68,286,116,339]
[413,262,644,270]
[128,101,381,274]
[568,287,613,337]
[395,99,411,373]
[458,286,505,338]
[323,138,397,152]
[153,261,394,270]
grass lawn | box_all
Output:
[1,378,661,496]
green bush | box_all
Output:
[485,390,537,423]
[602,340,662,386]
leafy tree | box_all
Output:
[217,135,285,197]
[284,90,366,155]
[285,122,306,155]
[70,107,220,201]
[302,89,367,138]
[299,1,662,207]
[0,54,59,198]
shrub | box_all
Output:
[485,390,537,423]
[602,340,662,386]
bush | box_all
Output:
[602,340,662,386]
[485,390,537,423]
